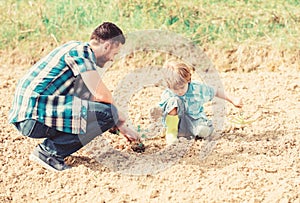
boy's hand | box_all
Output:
[232,97,243,108]
[216,88,243,108]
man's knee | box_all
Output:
[95,103,118,124]
[100,104,119,131]
[87,101,120,133]
[107,104,119,125]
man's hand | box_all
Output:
[109,124,141,142]
[115,112,141,142]
[120,125,141,142]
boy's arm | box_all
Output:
[215,87,243,108]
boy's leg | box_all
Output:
[197,121,214,139]
[165,108,179,145]
[185,118,214,140]
[162,97,185,145]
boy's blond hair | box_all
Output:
[163,60,192,89]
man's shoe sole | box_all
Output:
[29,153,60,172]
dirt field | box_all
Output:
[0,45,299,202]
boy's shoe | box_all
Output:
[29,145,71,172]
[166,133,178,145]
[195,125,212,139]
[165,115,179,145]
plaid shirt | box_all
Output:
[159,81,216,120]
[8,41,97,134]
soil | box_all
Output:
[0,46,299,202]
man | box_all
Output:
[8,22,140,171]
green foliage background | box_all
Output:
[0,0,299,66]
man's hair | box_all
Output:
[163,60,192,89]
[90,22,125,44]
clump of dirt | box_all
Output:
[131,142,145,153]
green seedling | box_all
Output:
[141,134,147,139]
[131,142,145,153]
[137,125,141,132]
[108,127,120,135]
[228,110,257,125]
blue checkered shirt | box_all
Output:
[159,81,216,120]
[8,41,97,134]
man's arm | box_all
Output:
[81,70,113,104]
[81,70,141,141]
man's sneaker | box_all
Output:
[29,145,71,172]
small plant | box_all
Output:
[131,142,145,153]
[131,125,146,153]
[228,110,257,125]
[108,126,120,135]
[136,125,149,140]
[141,134,147,139]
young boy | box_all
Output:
[159,60,243,145]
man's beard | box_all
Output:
[96,55,110,68]
[96,58,106,68]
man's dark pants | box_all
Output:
[14,102,118,159]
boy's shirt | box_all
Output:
[159,81,215,120]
